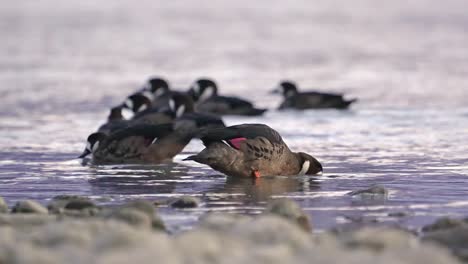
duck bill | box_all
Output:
[78,149,91,158]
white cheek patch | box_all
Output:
[121,108,134,120]
[142,91,154,101]
[86,142,92,152]
[298,160,310,175]
[137,104,147,112]
[151,137,158,144]
[125,99,133,110]
[176,105,186,118]
[154,88,165,97]
[169,99,176,112]
[192,83,200,94]
[92,141,100,153]
[199,87,214,102]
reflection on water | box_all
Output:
[1,0,468,232]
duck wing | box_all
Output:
[200,124,284,147]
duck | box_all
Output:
[79,115,225,165]
[187,78,267,116]
[272,80,357,110]
[139,77,174,109]
[123,93,190,126]
[184,124,322,177]
[97,105,130,135]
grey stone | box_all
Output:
[48,195,93,213]
[422,217,468,233]
[64,200,97,211]
[121,200,156,218]
[423,225,468,261]
[108,208,152,228]
[265,198,311,232]
[170,196,200,209]
[348,185,389,200]
[12,200,48,214]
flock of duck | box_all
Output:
[79,77,357,178]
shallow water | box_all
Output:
[1,0,468,232]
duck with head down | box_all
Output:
[187,78,267,116]
[184,124,322,178]
[272,80,357,110]
[79,113,225,165]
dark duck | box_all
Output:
[187,78,267,116]
[79,114,225,165]
[184,124,322,177]
[272,80,357,110]
[139,77,172,107]
[97,105,130,135]
[123,93,191,126]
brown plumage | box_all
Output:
[184,124,322,177]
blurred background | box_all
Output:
[2,0,468,115]
[1,0,468,232]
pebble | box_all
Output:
[12,200,48,214]
[348,185,389,201]
[265,198,311,232]
[170,196,200,209]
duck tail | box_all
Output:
[338,98,358,109]
[246,108,268,116]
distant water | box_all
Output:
[1,0,468,232]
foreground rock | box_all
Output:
[265,198,311,232]
[0,197,462,264]
[0,197,7,213]
[12,200,48,214]
[422,217,468,261]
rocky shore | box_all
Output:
[0,196,465,264]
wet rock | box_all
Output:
[348,185,388,200]
[423,224,468,261]
[121,200,156,218]
[339,227,417,251]
[12,200,48,214]
[0,197,8,213]
[120,200,165,231]
[388,212,407,217]
[170,196,200,208]
[422,217,468,233]
[265,198,311,232]
[108,208,152,228]
[64,200,97,211]
[48,195,94,213]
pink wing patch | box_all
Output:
[228,137,247,149]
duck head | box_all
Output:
[145,77,170,98]
[78,132,107,158]
[272,81,298,98]
[187,78,218,103]
[168,93,195,118]
[123,93,152,114]
[296,152,323,175]
[108,105,124,121]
